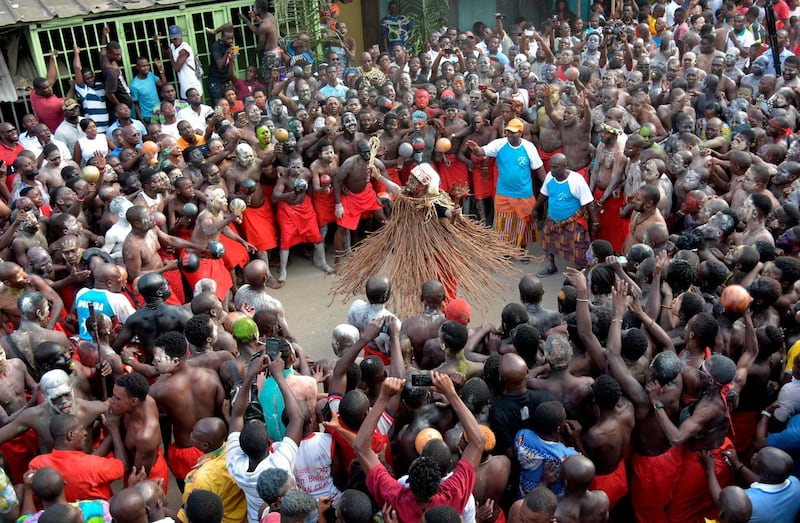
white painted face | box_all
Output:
[152,347,178,374]
[343,112,357,133]
[320,146,335,161]
[236,144,255,167]
[206,188,228,210]
[40,369,75,415]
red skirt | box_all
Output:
[312,189,337,227]
[337,186,381,230]
[436,154,470,196]
[471,157,498,200]
[241,204,278,252]
[277,199,323,249]
[183,256,233,301]
[167,443,204,481]
[593,188,628,253]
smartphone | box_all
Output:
[411,374,433,387]
[524,29,535,37]
[264,336,281,359]
[214,106,223,116]
[321,401,332,422]
[279,67,287,81]
[380,319,389,333]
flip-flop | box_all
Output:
[537,267,558,277]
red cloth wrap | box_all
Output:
[312,189,337,227]
[436,154,470,195]
[241,204,278,252]
[666,438,734,523]
[220,225,250,270]
[183,256,233,302]
[167,443,204,480]
[0,429,38,483]
[125,447,169,493]
[593,188,628,253]
[589,457,628,510]
[471,157,498,199]
[730,410,760,464]
[337,185,381,230]
[538,147,564,174]
[277,199,323,250]
[364,344,391,366]
[630,446,685,523]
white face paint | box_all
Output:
[152,347,178,374]
[343,112,357,133]
[207,188,228,211]
[40,369,75,415]
[236,144,255,167]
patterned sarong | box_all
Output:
[542,210,590,267]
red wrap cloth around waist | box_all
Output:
[364,344,391,365]
[436,154,470,195]
[0,429,39,483]
[337,185,381,230]
[630,446,685,522]
[220,225,251,270]
[593,188,627,253]
[471,157,498,200]
[538,147,563,173]
[667,438,734,523]
[125,447,169,494]
[589,457,628,510]
[241,204,278,252]
[183,256,233,302]
[167,443,204,481]
[495,194,536,221]
[276,199,323,250]
[312,189,337,226]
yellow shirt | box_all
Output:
[785,340,800,373]
[178,445,248,523]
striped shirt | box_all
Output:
[74,83,110,132]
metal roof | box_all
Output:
[0,0,186,26]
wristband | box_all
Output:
[652,401,664,410]
[761,410,772,418]
[576,298,589,303]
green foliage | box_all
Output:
[398,0,450,54]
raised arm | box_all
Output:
[431,371,486,469]
[329,319,381,394]
[353,377,405,474]
[563,268,606,371]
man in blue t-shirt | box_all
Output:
[466,118,545,250]
[533,153,598,276]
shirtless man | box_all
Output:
[624,185,667,253]
[333,141,399,265]
[187,187,254,303]
[149,331,224,490]
[251,0,282,86]
[457,112,495,224]
[272,153,334,282]
[589,120,628,253]
[0,262,65,332]
[183,313,234,372]
[526,334,595,424]
[377,114,411,186]
[332,112,366,159]
[0,343,37,481]
[109,372,169,489]
[122,205,199,283]
[166,178,199,240]
[555,456,609,523]
[103,197,133,260]
[111,272,192,359]
[0,291,70,375]
[233,260,293,340]
[0,369,106,454]
[401,280,446,368]
[647,310,757,523]
[736,193,775,247]
[542,86,593,176]
[225,143,280,287]
[433,100,471,196]
[10,213,47,269]
[310,140,339,239]
[566,272,683,522]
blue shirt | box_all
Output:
[130,72,161,119]
[514,429,578,497]
[259,368,293,442]
[541,171,594,221]
[482,138,543,199]
[746,476,800,523]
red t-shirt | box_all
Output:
[234,78,267,101]
[30,92,65,132]
[773,0,790,27]
[366,459,476,522]
[0,141,24,190]
[29,449,125,502]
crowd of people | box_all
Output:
[3,0,800,521]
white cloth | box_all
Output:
[226,433,299,523]
[346,299,399,355]
[293,432,341,502]
[172,41,204,98]
[177,105,213,133]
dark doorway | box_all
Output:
[496,0,553,28]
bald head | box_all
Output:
[421,280,445,305]
[133,480,164,513]
[244,259,269,286]
[755,446,794,483]
[500,353,528,387]
[192,417,228,452]
[93,263,121,291]
[562,455,596,490]
[718,486,752,523]
[519,276,545,303]
[110,488,148,523]
[31,467,65,501]
[365,275,392,304]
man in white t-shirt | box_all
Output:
[226,354,302,523]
